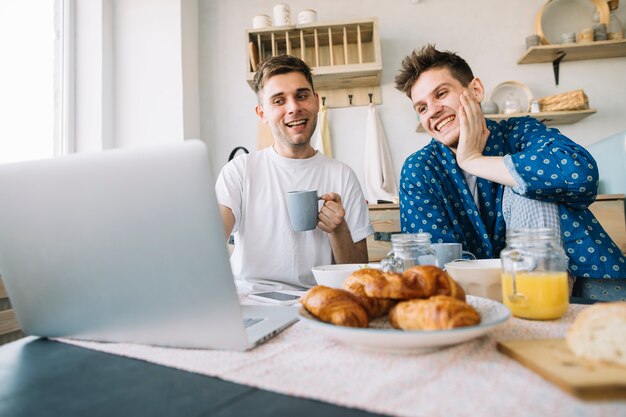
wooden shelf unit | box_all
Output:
[518,39,626,64]
[416,109,597,132]
[245,18,382,107]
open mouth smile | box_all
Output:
[285,119,307,128]
[435,116,455,132]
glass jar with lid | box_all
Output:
[381,233,438,273]
[500,228,569,320]
[502,93,522,115]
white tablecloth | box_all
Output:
[58,304,625,417]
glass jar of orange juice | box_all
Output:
[500,228,569,320]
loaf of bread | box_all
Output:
[389,295,480,330]
[301,285,369,328]
[566,302,626,367]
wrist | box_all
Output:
[457,153,483,172]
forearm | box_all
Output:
[505,149,599,207]
[458,155,517,187]
[499,117,598,204]
[218,204,235,239]
[329,222,369,264]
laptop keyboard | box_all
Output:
[244,318,263,328]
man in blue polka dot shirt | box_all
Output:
[394,44,625,301]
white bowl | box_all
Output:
[444,259,503,302]
[311,264,364,288]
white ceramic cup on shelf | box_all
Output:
[273,3,291,26]
[252,14,272,29]
[297,9,317,24]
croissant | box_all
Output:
[404,265,466,301]
[343,270,396,319]
[389,295,480,330]
[301,285,369,328]
[355,265,466,301]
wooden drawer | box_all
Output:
[367,204,400,262]
[589,194,626,254]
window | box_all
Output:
[0,0,71,164]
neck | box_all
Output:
[272,144,317,159]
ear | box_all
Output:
[468,77,485,102]
[255,105,266,123]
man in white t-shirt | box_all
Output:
[215,55,374,287]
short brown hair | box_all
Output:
[252,55,315,95]
[394,44,474,98]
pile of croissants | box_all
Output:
[301,265,481,330]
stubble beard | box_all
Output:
[272,116,318,149]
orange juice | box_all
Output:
[501,272,569,320]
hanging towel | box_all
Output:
[364,103,398,203]
[314,104,333,158]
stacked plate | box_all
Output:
[489,81,533,114]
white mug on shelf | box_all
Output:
[297,9,317,24]
[252,14,272,29]
[273,3,291,26]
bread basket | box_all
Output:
[538,89,589,112]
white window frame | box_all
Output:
[54,0,76,156]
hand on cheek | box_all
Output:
[457,90,489,165]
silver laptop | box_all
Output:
[0,140,298,350]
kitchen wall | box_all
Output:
[198,0,626,187]
[74,0,201,152]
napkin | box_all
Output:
[314,104,333,157]
[364,103,397,203]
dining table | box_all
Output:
[1,297,624,417]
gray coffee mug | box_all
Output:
[286,190,319,232]
[525,34,541,49]
[431,243,476,267]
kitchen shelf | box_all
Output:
[245,18,382,107]
[518,39,626,64]
[415,109,597,132]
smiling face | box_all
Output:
[410,67,483,150]
[256,71,319,157]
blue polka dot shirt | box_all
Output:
[399,116,625,279]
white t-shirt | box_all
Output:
[461,169,480,213]
[216,147,373,287]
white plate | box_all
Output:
[537,0,602,45]
[489,81,533,114]
[298,295,510,353]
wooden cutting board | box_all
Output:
[497,339,626,400]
